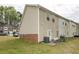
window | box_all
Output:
[47,17,50,21]
[67,32,68,35]
[52,18,55,23]
[65,23,67,26]
[73,32,74,35]
[72,25,75,27]
[63,22,64,25]
[57,31,58,37]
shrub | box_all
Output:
[59,36,66,42]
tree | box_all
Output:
[0,6,22,32]
[0,6,5,23]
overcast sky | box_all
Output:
[0,0,79,23]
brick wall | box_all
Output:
[20,34,38,43]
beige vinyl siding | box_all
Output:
[20,6,38,34]
[69,21,77,37]
[76,24,79,35]
[20,4,79,43]
[58,18,69,37]
[38,8,59,42]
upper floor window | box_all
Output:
[65,23,67,26]
[47,17,50,21]
[72,25,75,27]
[63,22,64,25]
[52,18,55,23]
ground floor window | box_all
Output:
[57,31,59,37]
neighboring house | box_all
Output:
[0,22,4,33]
[20,4,79,43]
[0,23,9,35]
[0,21,19,36]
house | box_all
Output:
[69,21,79,37]
[19,4,79,43]
[58,17,70,37]
[0,23,9,35]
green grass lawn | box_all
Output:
[0,37,79,54]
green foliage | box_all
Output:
[0,6,22,25]
[60,36,66,42]
[0,6,4,21]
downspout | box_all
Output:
[38,6,40,43]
